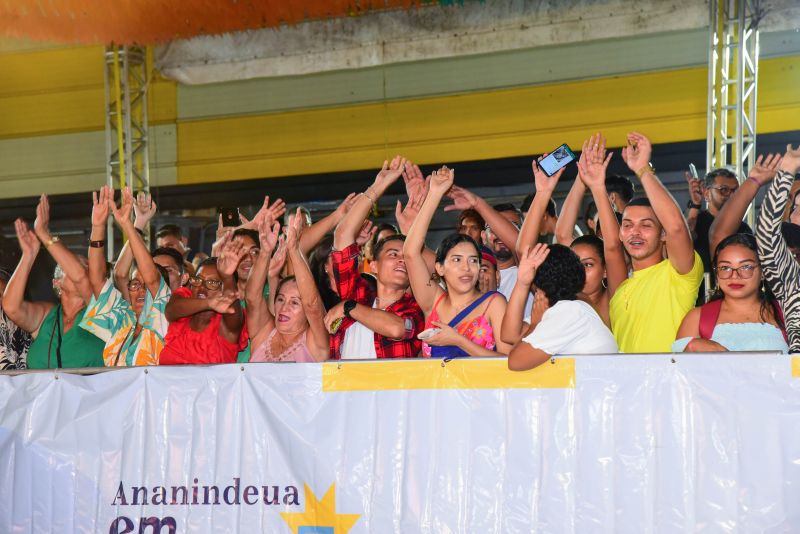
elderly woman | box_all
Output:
[78,187,172,366]
[4,195,104,369]
[246,210,330,362]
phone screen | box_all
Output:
[218,207,239,227]
[538,144,576,176]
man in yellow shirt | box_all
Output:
[609,132,703,352]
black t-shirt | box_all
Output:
[693,210,752,273]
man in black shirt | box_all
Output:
[686,168,751,303]
[687,168,752,275]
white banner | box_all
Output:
[0,354,798,533]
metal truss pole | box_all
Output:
[706,0,761,227]
[104,46,151,260]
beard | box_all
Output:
[494,245,513,262]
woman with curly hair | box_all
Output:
[506,243,618,371]
[673,233,788,352]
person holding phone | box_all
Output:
[403,165,511,358]
[549,133,628,329]
[609,132,704,353]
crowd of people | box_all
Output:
[1,131,798,372]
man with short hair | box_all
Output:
[151,247,188,291]
[609,132,703,353]
[456,209,485,243]
[605,174,636,212]
[687,168,752,275]
[326,157,425,359]
[478,246,500,293]
[156,224,196,276]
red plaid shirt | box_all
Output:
[329,243,424,359]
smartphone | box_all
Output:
[218,207,239,227]
[689,163,699,180]
[538,144,576,176]
[417,328,441,341]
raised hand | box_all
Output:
[517,243,550,287]
[333,193,358,220]
[402,161,427,198]
[428,165,455,195]
[577,133,613,190]
[620,131,653,174]
[686,172,704,206]
[14,218,40,258]
[532,155,564,193]
[91,186,112,227]
[748,153,782,186]
[781,144,800,175]
[395,186,425,234]
[355,220,377,247]
[373,155,407,190]
[268,236,288,279]
[286,207,306,250]
[110,187,135,229]
[444,185,478,213]
[243,196,287,229]
[258,217,281,256]
[207,291,238,314]
[133,191,157,227]
[217,237,248,278]
[33,194,52,240]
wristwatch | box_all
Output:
[343,300,357,319]
[44,235,61,248]
[686,199,702,210]
[89,239,106,248]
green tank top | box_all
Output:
[27,304,106,369]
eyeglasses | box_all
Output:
[715,264,758,279]
[127,280,144,291]
[710,185,738,195]
[188,276,223,290]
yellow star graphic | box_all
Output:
[279,483,360,534]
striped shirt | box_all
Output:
[756,169,800,353]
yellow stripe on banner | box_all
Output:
[792,356,800,378]
[322,358,575,392]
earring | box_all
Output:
[602,278,608,289]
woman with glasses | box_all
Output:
[79,187,173,366]
[673,233,788,353]
[159,238,248,365]
[246,210,330,362]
